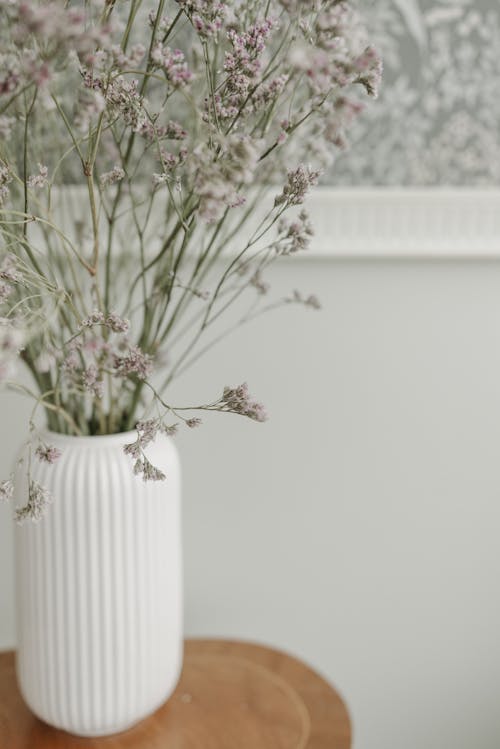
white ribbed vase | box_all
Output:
[14,430,183,737]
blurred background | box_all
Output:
[2,2,500,749]
[332,0,500,186]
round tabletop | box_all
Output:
[0,639,351,749]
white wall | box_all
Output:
[2,257,500,749]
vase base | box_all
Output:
[40,691,175,739]
[19,656,183,740]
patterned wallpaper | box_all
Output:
[331,0,500,186]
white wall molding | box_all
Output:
[33,186,500,260]
[307,188,500,259]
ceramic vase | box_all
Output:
[14,430,182,737]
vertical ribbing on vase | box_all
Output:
[34,464,47,715]
[15,433,182,737]
[145,477,155,699]
[151,480,163,697]
[62,448,78,730]
[57,452,68,729]
[14,521,25,698]
[22,500,35,713]
[49,457,61,727]
[121,452,133,722]
[88,446,101,733]
[134,466,146,713]
[73,449,85,728]
[98,451,112,729]
[126,455,139,718]
[109,449,125,727]
[75,448,91,730]
[39,461,54,723]
[54,456,71,724]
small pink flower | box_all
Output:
[27,163,48,189]
[35,444,62,464]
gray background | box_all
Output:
[331,0,500,185]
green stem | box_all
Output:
[23,89,38,242]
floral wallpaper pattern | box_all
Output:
[331,0,500,186]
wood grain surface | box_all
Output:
[0,639,351,748]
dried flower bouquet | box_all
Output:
[0,0,380,519]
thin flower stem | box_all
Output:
[103,0,169,310]
[162,10,183,43]
[122,0,143,51]
[23,89,38,242]
[7,383,84,435]
[172,297,287,382]
[0,210,95,275]
[51,95,86,165]
[0,83,34,117]
[157,206,285,387]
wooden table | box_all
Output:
[0,639,351,748]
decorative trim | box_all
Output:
[38,186,500,260]
[306,189,500,259]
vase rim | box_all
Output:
[42,429,137,446]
